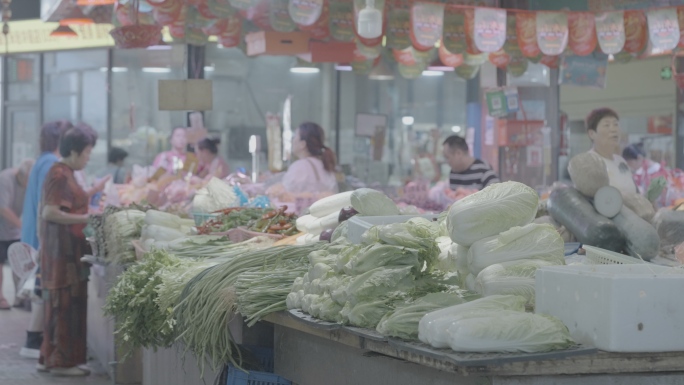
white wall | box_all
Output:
[560,56,675,121]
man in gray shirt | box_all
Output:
[0,159,34,309]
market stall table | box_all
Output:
[264,310,684,385]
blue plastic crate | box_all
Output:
[241,346,274,373]
[226,365,291,385]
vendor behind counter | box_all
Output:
[442,135,500,191]
[281,122,339,194]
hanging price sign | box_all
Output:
[218,16,242,47]
[393,47,417,65]
[330,0,354,41]
[516,12,540,58]
[230,0,258,11]
[536,11,568,56]
[473,7,506,53]
[270,0,297,31]
[678,7,684,48]
[464,9,481,54]
[289,0,324,27]
[300,0,330,39]
[439,44,464,68]
[623,10,647,54]
[207,0,235,18]
[443,9,466,54]
[455,63,480,80]
[410,2,445,51]
[647,8,680,51]
[387,9,411,49]
[595,11,625,54]
[489,49,511,68]
[568,12,596,56]
[398,62,425,79]
[356,39,382,59]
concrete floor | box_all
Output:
[0,265,111,385]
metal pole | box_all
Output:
[334,70,341,157]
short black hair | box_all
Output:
[108,147,129,164]
[197,137,220,155]
[59,125,96,158]
[586,108,619,132]
[40,120,73,153]
[622,143,644,161]
[443,135,469,153]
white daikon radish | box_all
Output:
[296,215,317,232]
[309,191,354,218]
[593,186,623,219]
[306,211,340,236]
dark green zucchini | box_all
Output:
[548,186,625,252]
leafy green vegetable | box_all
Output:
[468,224,564,276]
[474,259,561,306]
[344,266,415,305]
[104,250,180,351]
[447,181,538,247]
[445,311,574,353]
[376,292,477,340]
[351,188,400,216]
[341,299,394,329]
[343,244,422,276]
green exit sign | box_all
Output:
[661,67,673,80]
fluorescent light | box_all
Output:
[422,70,444,77]
[427,66,454,72]
[402,116,414,125]
[451,125,462,133]
[290,67,320,74]
[142,67,172,73]
[204,66,215,72]
[147,45,172,51]
[335,65,353,71]
[100,67,128,73]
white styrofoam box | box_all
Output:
[535,264,684,352]
[347,215,440,244]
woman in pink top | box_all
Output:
[196,137,229,179]
[282,122,338,194]
[153,127,188,174]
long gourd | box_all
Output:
[547,186,625,252]
[612,206,660,261]
[309,191,354,218]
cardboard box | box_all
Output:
[158,79,213,111]
[245,31,310,56]
[298,41,356,63]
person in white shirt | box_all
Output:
[282,122,338,194]
[584,108,638,196]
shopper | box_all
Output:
[103,147,130,184]
[0,159,34,310]
[585,108,637,196]
[19,120,73,359]
[196,137,229,179]
[38,124,106,376]
[153,127,191,174]
[282,122,339,194]
[442,135,499,191]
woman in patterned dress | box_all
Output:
[38,124,107,376]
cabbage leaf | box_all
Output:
[446,181,538,246]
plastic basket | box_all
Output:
[583,245,647,265]
[226,365,291,385]
[241,346,274,372]
[193,212,219,226]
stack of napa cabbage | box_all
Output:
[445,181,565,306]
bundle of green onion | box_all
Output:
[173,243,326,375]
